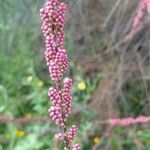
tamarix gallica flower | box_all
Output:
[39,0,80,149]
[133,0,150,28]
[108,116,150,127]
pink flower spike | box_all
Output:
[67,125,78,141]
[40,0,79,149]
[108,116,150,127]
[132,0,150,28]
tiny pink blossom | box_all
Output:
[55,133,64,141]
[72,143,80,150]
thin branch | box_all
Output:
[0,110,81,125]
[0,115,49,124]
[0,115,150,126]
[103,0,122,28]
[102,17,150,56]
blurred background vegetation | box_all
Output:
[0,0,150,149]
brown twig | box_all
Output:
[0,109,80,125]
[103,16,150,56]
[0,115,49,124]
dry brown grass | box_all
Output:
[67,0,150,120]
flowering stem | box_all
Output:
[56,82,70,149]
[63,126,70,150]
[39,0,80,149]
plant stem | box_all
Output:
[56,82,70,150]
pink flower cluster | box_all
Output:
[40,0,79,149]
[67,125,78,141]
[48,78,72,127]
[72,144,80,150]
[55,133,64,141]
[40,0,68,82]
[54,125,78,142]
[108,116,150,127]
[133,0,150,28]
